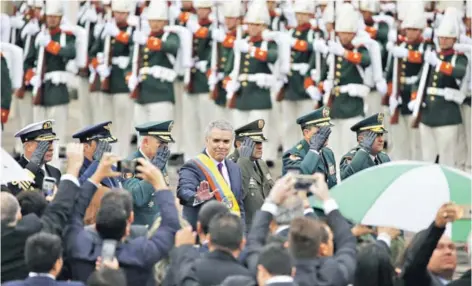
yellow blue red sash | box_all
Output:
[193,154,240,216]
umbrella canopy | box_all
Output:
[1,148,33,185]
[311,161,471,242]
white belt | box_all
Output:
[427,87,461,97]
[111,56,130,69]
[193,60,208,73]
[291,63,309,74]
[140,66,177,82]
[44,71,69,85]
[335,84,370,98]
[216,72,224,80]
[238,73,274,89]
[400,76,418,85]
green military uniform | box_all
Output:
[212,30,236,107]
[77,1,99,80]
[1,55,12,125]
[224,38,278,110]
[340,113,391,180]
[188,20,212,94]
[320,46,371,119]
[90,24,134,94]
[364,20,389,67]
[282,107,338,189]
[25,29,76,106]
[122,120,174,226]
[413,51,468,127]
[227,119,274,230]
[130,31,180,104]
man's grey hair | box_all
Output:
[274,195,304,226]
[205,120,234,138]
[1,192,20,225]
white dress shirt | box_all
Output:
[205,149,232,189]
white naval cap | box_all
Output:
[14,120,58,143]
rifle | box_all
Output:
[411,10,437,128]
[100,8,112,91]
[227,25,242,109]
[130,10,142,100]
[209,6,219,101]
[325,1,336,108]
[389,20,402,125]
[32,24,47,106]
[89,11,104,91]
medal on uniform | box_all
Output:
[329,164,335,175]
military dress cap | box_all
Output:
[350,113,388,134]
[296,107,334,128]
[235,119,267,143]
[135,120,175,143]
[72,121,117,143]
[14,119,59,143]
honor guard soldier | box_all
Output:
[409,7,468,168]
[128,0,181,127]
[282,107,337,189]
[8,120,61,195]
[26,0,76,145]
[91,0,135,157]
[340,113,390,180]
[1,42,23,128]
[182,0,214,159]
[320,3,371,165]
[228,119,274,231]
[387,7,426,161]
[122,120,174,226]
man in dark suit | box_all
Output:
[2,232,84,286]
[64,156,180,285]
[256,243,296,286]
[7,120,62,195]
[1,143,85,282]
[177,119,246,230]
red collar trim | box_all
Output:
[198,18,211,26]
[227,30,237,37]
[49,27,61,35]
[296,23,311,32]
[250,36,262,43]
[117,23,128,29]
[439,49,455,56]
[269,9,278,18]
[150,30,164,37]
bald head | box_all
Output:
[1,192,21,226]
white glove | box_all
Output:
[328,41,345,56]
[386,41,394,52]
[460,34,472,45]
[323,80,333,93]
[128,74,139,91]
[96,64,111,78]
[94,23,104,38]
[208,72,218,87]
[66,61,78,74]
[132,30,147,45]
[376,80,387,95]
[225,80,240,97]
[101,22,120,39]
[407,100,416,112]
[234,39,250,53]
[389,94,402,115]
[211,27,226,43]
[391,46,408,58]
[306,86,322,101]
[444,91,466,104]
[186,18,200,34]
[21,20,40,39]
[195,61,208,73]
[424,50,439,67]
[314,39,329,55]
[262,30,277,41]
[36,33,51,47]
[10,15,25,29]
[30,74,40,87]
[387,28,397,43]
[79,7,98,24]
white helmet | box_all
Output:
[147,0,169,21]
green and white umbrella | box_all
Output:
[311,161,471,242]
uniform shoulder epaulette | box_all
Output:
[296,144,303,150]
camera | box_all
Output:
[58,146,67,159]
[42,176,56,196]
[117,160,140,173]
[292,174,318,191]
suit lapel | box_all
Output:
[252,161,263,185]
[225,159,237,190]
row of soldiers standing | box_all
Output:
[1,0,471,172]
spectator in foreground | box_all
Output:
[87,257,126,286]
[256,243,296,285]
[2,232,84,286]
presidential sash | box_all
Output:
[192,154,241,216]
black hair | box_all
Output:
[289,217,326,259]
[101,190,133,218]
[96,203,128,240]
[354,242,395,286]
[87,268,127,286]
[198,201,230,234]
[208,212,243,251]
[16,190,48,217]
[25,232,63,273]
[258,243,293,276]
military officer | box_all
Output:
[8,120,61,195]
[228,119,274,230]
[282,107,337,189]
[91,0,134,157]
[409,7,468,168]
[320,3,371,164]
[26,0,76,146]
[340,113,390,180]
[386,7,426,161]
[122,120,174,226]
[72,121,117,180]
[1,42,23,129]
[128,0,180,127]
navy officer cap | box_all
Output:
[14,119,59,143]
[72,121,118,143]
[350,113,388,134]
[135,120,175,143]
[296,107,334,128]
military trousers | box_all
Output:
[389,115,422,161]
[11,91,33,152]
[419,123,459,168]
[281,99,313,151]
[270,99,283,155]
[99,93,134,157]
[182,92,215,160]
[172,81,185,154]
[331,116,363,180]
[78,77,98,126]
[455,104,471,171]
[134,101,174,130]
[365,90,383,116]
[233,109,277,161]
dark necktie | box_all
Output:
[217,163,225,180]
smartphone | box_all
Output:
[42,177,56,196]
[58,146,67,159]
[101,239,117,263]
[117,160,138,173]
[292,174,318,191]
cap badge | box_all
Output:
[42,121,52,129]
[104,123,111,130]
[322,108,330,118]
[168,121,174,132]
[258,120,264,129]
[377,113,384,123]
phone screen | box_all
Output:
[42,177,56,196]
[101,239,117,262]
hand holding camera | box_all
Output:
[135,158,167,191]
[90,153,121,185]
